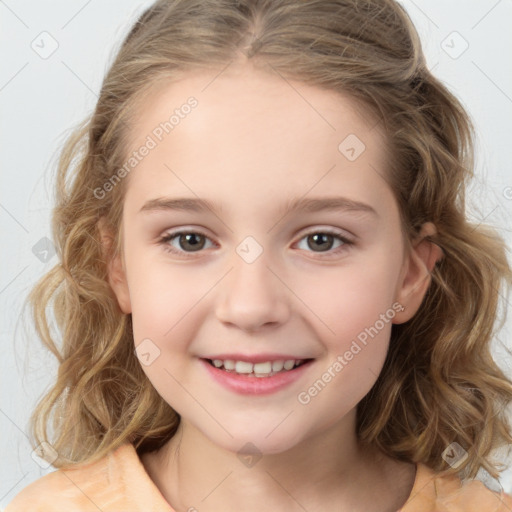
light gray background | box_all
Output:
[1,0,511,507]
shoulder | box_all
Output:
[400,463,512,512]
[4,467,88,512]
[4,443,172,512]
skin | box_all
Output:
[103,60,442,512]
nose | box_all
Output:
[215,252,291,333]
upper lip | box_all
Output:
[201,353,313,363]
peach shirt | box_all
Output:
[6,442,512,511]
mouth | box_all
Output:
[203,357,311,377]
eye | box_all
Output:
[295,229,353,257]
[158,228,354,258]
[159,231,215,255]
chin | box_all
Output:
[207,423,306,456]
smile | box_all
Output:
[206,358,307,377]
[200,357,314,395]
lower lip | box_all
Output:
[200,359,313,395]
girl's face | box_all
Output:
[106,63,433,454]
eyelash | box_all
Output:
[158,228,354,259]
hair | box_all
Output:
[27,0,512,480]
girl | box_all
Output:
[6,0,512,510]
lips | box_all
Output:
[200,355,314,395]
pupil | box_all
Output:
[309,233,333,252]
[180,233,205,251]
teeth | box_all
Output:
[283,359,295,370]
[209,358,305,376]
[253,362,272,374]
[235,361,253,374]
[223,360,236,370]
[272,360,284,372]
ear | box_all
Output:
[393,222,443,324]
[97,217,132,314]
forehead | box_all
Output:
[128,63,382,147]
[122,63,391,217]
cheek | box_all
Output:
[297,277,395,424]
[295,253,400,409]
[124,253,212,382]
[303,255,400,345]
[123,237,195,337]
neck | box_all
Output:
[141,409,415,512]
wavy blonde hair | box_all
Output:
[27,0,512,479]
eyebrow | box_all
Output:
[139,196,378,218]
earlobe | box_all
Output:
[393,222,443,324]
[97,217,132,314]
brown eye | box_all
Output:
[177,233,206,252]
[160,231,214,255]
[306,233,336,252]
[295,229,353,258]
